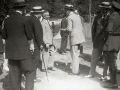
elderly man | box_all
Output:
[41,11,55,71]
[1,0,35,90]
[65,4,85,75]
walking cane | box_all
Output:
[40,49,49,82]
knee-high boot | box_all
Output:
[109,68,117,85]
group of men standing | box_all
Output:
[85,1,120,89]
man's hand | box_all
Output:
[40,45,43,50]
[30,44,34,52]
[46,44,49,48]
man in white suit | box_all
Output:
[41,11,54,71]
[65,4,85,75]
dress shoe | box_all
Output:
[117,70,120,74]
[41,69,46,72]
[84,75,94,78]
[105,79,111,83]
[68,72,80,75]
[34,77,41,82]
[103,84,118,89]
[48,67,55,71]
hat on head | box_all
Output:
[31,6,44,13]
[99,2,111,8]
[112,1,120,10]
[64,4,74,10]
[13,0,28,8]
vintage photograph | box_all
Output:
[0,0,120,90]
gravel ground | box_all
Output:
[0,38,120,90]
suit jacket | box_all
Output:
[103,12,120,51]
[41,19,53,46]
[92,14,103,48]
[26,15,43,50]
[67,12,85,45]
[2,12,33,60]
[60,17,69,37]
[0,26,4,53]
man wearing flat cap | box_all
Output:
[65,4,85,75]
[85,1,111,78]
[1,0,35,90]
[101,1,120,89]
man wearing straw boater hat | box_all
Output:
[85,1,111,78]
[64,4,85,75]
[1,0,35,90]
[25,6,44,82]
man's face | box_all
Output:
[65,10,70,16]
[101,8,110,14]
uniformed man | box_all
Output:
[1,0,35,90]
[102,1,120,89]
[85,2,111,78]
[65,4,85,75]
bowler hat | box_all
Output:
[31,6,44,13]
[13,0,28,8]
[112,1,120,10]
[99,2,111,8]
[64,4,74,10]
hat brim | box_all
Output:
[65,7,74,10]
[31,11,43,13]
[13,4,29,8]
[99,5,111,8]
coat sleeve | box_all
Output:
[107,15,113,32]
[41,22,49,44]
[33,18,43,46]
[91,16,97,42]
[24,19,33,40]
[1,20,7,39]
[67,17,72,32]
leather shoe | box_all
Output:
[117,70,120,74]
[48,67,55,71]
[103,84,118,89]
[68,72,80,75]
[84,75,94,78]
[41,69,46,72]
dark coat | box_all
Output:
[26,15,43,50]
[60,18,69,37]
[92,14,103,48]
[103,12,120,51]
[25,15,43,65]
[2,12,33,60]
[0,26,4,53]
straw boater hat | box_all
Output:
[112,1,120,10]
[13,0,28,8]
[31,6,44,13]
[99,2,111,8]
[64,4,74,11]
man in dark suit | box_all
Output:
[2,0,35,90]
[102,1,120,89]
[60,17,69,54]
[85,2,111,78]
[25,6,43,82]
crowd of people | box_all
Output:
[0,0,120,90]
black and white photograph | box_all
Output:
[0,0,120,90]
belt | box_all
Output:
[109,33,120,36]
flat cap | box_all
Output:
[112,1,120,9]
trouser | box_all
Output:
[0,53,4,75]
[8,59,36,90]
[103,51,118,85]
[60,36,68,52]
[116,51,120,70]
[70,44,81,74]
[42,48,54,69]
[89,48,102,75]
[103,60,109,77]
